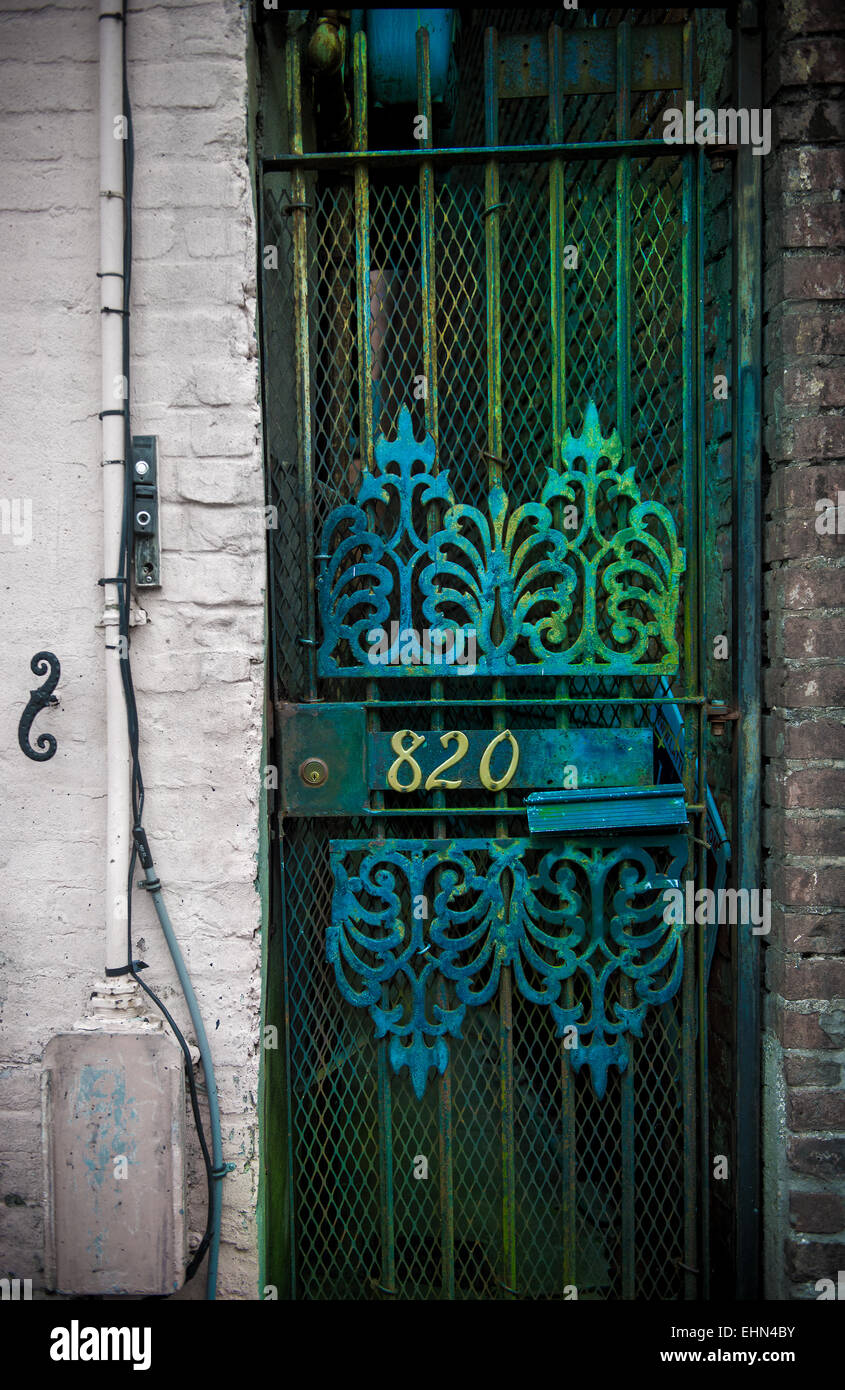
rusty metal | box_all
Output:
[259,9,755,1303]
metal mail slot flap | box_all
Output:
[526,783,688,835]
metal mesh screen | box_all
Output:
[283,817,686,1299]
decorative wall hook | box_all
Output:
[18,651,60,761]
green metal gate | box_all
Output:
[259,9,753,1300]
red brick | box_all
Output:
[794,414,845,459]
[770,864,845,908]
[785,1238,845,1279]
[766,767,844,811]
[777,565,845,610]
[765,665,845,707]
[783,205,845,250]
[782,256,845,302]
[790,1191,845,1233]
[785,1056,842,1085]
[773,956,845,1000]
[788,1089,845,1130]
[772,907,845,953]
[778,309,845,356]
[773,816,845,859]
[776,40,845,91]
[784,367,845,407]
[782,719,845,758]
[784,614,845,656]
[766,514,843,562]
[788,1135,845,1177]
[767,463,845,512]
[777,1008,845,1049]
[787,771,845,812]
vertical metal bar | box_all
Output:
[614,18,636,1302]
[353,33,395,1297]
[680,19,700,1303]
[733,0,762,1302]
[484,26,516,1299]
[549,26,566,459]
[615,22,632,470]
[376,1025,396,1296]
[354,33,374,476]
[416,24,455,1301]
[287,35,317,699]
[697,141,711,1301]
[549,22,576,1298]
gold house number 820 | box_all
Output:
[387,728,520,793]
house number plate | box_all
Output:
[369,726,654,795]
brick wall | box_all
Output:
[763,0,845,1299]
[0,0,263,1298]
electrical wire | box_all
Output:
[113,0,217,1290]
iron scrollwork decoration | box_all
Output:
[18,651,61,762]
[317,401,685,677]
[328,835,689,1100]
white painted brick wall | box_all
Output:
[0,0,263,1299]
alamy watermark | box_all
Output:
[662,881,771,934]
[0,497,32,546]
[367,623,477,669]
[663,102,771,157]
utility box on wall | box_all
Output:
[42,1031,186,1295]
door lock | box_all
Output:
[299,757,329,787]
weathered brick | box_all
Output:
[777,565,845,610]
[765,665,845,707]
[783,204,845,249]
[766,718,845,759]
[788,1089,845,1130]
[773,956,845,999]
[785,1238,845,1279]
[767,463,845,512]
[784,367,845,407]
[790,1191,845,1235]
[781,256,845,302]
[778,308,845,356]
[774,39,845,92]
[788,1135,845,1178]
[784,613,845,656]
[770,863,845,907]
[773,905,845,954]
[766,512,843,561]
[777,1009,845,1049]
[767,767,845,812]
[777,98,845,144]
[779,0,845,31]
[794,414,845,459]
[785,1056,842,1086]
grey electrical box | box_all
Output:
[42,1030,186,1295]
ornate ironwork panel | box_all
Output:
[317,403,684,677]
[328,835,689,1100]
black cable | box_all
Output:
[113,0,215,1285]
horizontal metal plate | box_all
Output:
[370,726,653,792]
[497,26,683,99]
[277,702,368,817]
[526,782,688,834]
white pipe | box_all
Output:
[99,0,131,974]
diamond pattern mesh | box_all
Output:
[284,816,686,1299]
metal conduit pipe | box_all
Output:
[99,0,132,976]
[141,863,225,1300]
